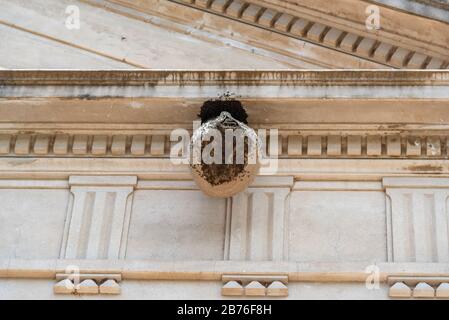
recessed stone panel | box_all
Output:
[289,190,387,262]
[127,190,227,260]
[0,189,69,259]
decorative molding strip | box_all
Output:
[136,176,294,190]
[0,133,448,159]
[293,181,383,191]
[55,273,122,282]
[221,274,288,297]
[388,276,449,299]
[1,158,449,181]
[4,259,449,283]
[54,274,121,295]
[170,0,449,68]
[0,180,69,189]
[2,70,449,86]
[383,177,449,188]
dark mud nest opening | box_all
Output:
[194,99,252,186]
[198,99,248,124]
[195,127,251,186]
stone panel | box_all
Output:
[228,187,291,261]
[127,190,227,260]
[63,176,137,260]
[384,177,449,263]
[0,189,69,259]
[289,190,387,262]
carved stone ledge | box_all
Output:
[388,276,449,299]
[0,133,447,159]
[221,274,288,297]
[170,0,448,68]
[53,274,122,296]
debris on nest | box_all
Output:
[198,99,248,124]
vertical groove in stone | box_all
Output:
[98,192,117,259]
[77,192,96,259]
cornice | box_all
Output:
[0,131,447,161]
[2,70,449,86]
[165,0,449,68]
[90,0,382,69]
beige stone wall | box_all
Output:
[1,70,449,299]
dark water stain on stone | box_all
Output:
[407,165,444,172]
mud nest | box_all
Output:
[198,99,248,124]
[196,126,251,186]
[193,99,254,186]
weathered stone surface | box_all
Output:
[323,28,344,47]
[72,135,88,155]
[131,135,146,156]
[406,137,422,156]
[426,57,444,69]
[436,283,449,298]
[54,279,75,295]
[389,282,411,298]
[100,280,121,295]
[289,189,387,263]
[127,190,226,261]
[267,281,288,297]
[33,135,49,155]
[307,136,322,156]
[0,64,449,303]
[367,136,382,156]
[15,135,31,155]
[0,189,69,259]
[288,135,302,156]
[274,13,295,32]
[407,53,428,69]
[210,0,228,12]
[226,0,246,17]
[258,9,278,27]
[0,135,11,154]
[245,281,266,296]
[347,136,362,156]
[356,38,376,57]
[413,282,435,298]
[241,4,264,23]
[222,281,244,296]
[387,136,401,156]
[327,136,341,156]
[340,33,359,52]
[76,279,99,295]
[384,178,449,263]
[91,135,108,155]
[290,18,311,37]
[53,135,69,155]
[150,135,166,156]
[111,136,127,155]
[427,137,441,156]
[306,23,327,42]
[373,43,394,62]
[390,48,412,67]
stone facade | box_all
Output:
[0,70,448,299]
[1,0,449,300]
